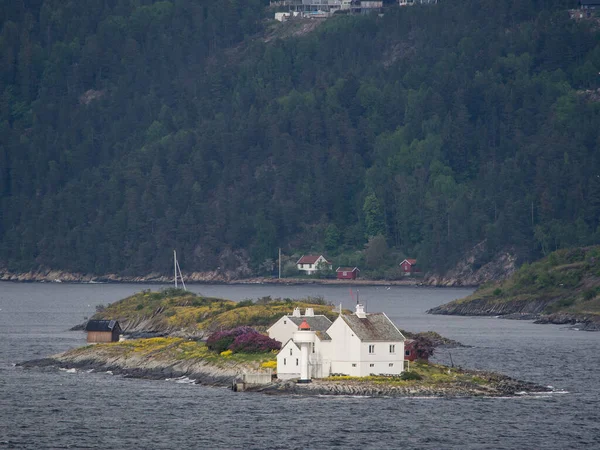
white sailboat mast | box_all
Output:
[174,250,187,291]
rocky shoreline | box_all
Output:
[18,348,551,398]
[428,299,600,331]
[0,267,421,286]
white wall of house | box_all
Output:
[267,316,299,345]
[326,316,363,376]
[309,339,331,378]
[297,256,329,274]
[276,340,302,380]
[358,340,405,376]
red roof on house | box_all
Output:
[400,259,417,266]
[336,267,360,273]
[297,255,329,265]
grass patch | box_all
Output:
[92,290,343,333]
[324,361,493,387]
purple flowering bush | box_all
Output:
[207,326,280,354]
[229,332,281,354]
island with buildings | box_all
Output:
[20,290,551,397]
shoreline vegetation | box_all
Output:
[19,289,551,398]
[428,246,600,331]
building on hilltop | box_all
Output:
[269,303,406,381]
[296,254,332,275]
[85,320,122,343]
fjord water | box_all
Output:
[1,282,599,449]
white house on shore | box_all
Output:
[296,254,332,275]
[268,304,406,381]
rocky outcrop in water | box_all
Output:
[251,375,549,398]
[19,352,240,386]
[428,297,553,316]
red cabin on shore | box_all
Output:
[336,267,360,280]
[399,258,419,275]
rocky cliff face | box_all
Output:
[424,242,517,287]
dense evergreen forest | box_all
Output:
[1,0,599,277]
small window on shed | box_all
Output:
[405,350,411,356]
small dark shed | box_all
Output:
[85,320,122,343]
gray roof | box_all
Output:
[315,330,332,341]
[341,313,405,342]
[288,315,332,332]
[85,319,121,332]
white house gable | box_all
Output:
[276,339,302,380]
[267,316,299,345]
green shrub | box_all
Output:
[493,288,503,296]
[401,371,423,381]
[583,288,598,301]
[236,299,254,308]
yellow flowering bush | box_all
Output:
[220,350,233,357]
[261,360,277,369]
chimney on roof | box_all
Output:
[305,308,314,317]
[355,303,366,319]
[292,307,301,317]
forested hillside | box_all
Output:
[1,0,599,277]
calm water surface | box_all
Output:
[1,282,599,449]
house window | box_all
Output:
[290,348,293,356]
[312,342,315,353]
[352,363,357,367]
[405,350,411,356]
[389,344,395,354]
[370,363,374,367]
[284,358,286,366]
[284,320,287,324]
[343,271,347,276]
[389,363,393,367]
[296,358,299,366]
[368,345,375,354]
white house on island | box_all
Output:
[268,304,406,381]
